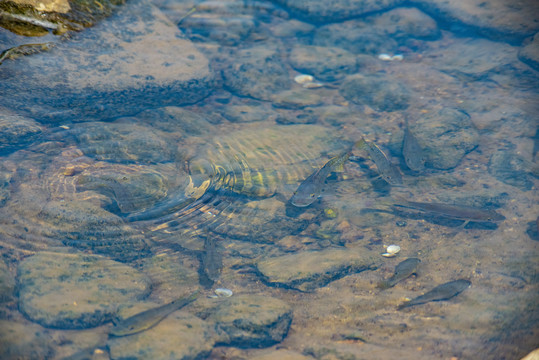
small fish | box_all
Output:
[110,290,199,336]
[402,124,426,172]
[398,279,471,309]
[289,149,351,207]
[392,197,505,227]
[377,258,421,289]
[199,236,222,288]
[358,138,403,185]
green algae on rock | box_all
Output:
[0,0,125,36]
[17,251,151,329]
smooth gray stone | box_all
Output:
[413,0,539,43]
[256,247,379,291]
[272,0,405,23]
[208,294,293,348]
[107,312,216,359]
[409,108,479,169]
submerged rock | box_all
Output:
[107,312,216,359]
[313,7,439,54]
[256,247,378,291]
[271,88,322,109]
[488,151,535,190]
[251,349,315,360]
[0,260,14,302]
[135,106,214,136]
[180,12,256,46]
[67,121,176,163]
[222,103,281,123]
[0,112,42,154]
[38,199,150,261]
[340,74,410,112]
[222,45,291,100]
[410,108,479,169]
[289,45,358,82]
[413,0,539,43]
[209,294,293,348]
[0,0,213,123]
[272,0,405,23]
[519,33,539,71]
[0,320,54,360]
[426,38,518,79]
[17,251,151,329]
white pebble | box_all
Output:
[382,244,400,257]
[214,288,233,297]
[294,74,314,84]
[391,54,403,61]
[378,53,392,61]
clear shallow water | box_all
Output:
[0,0,538,359]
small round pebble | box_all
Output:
[211,288,233,298]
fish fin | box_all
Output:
[274,192,289,204]
[392,195,409,206]
[355,138,368,150]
